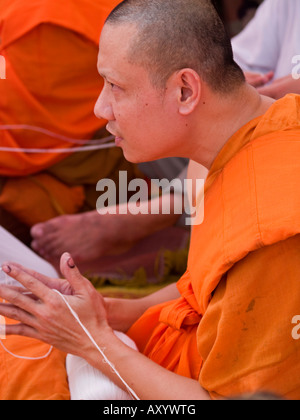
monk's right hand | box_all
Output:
[0,253,112,357]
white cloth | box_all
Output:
[231,0,300,80]
[66,331,138,400]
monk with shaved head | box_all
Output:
[1,0,300,400]
[107,0,245,92]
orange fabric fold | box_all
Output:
[128,300,202,380]
[0,174,85,226]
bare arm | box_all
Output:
[85,326,210,400]
[105,283,181,332]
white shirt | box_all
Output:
[231,0,300,79]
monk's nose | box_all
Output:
[94,90,114,122]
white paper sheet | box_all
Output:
[0,226,58,286]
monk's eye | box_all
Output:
[106,80,121,93]
[108,82,119,91]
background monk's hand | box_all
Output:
[257,74,300,99]
[0,253,110,356]
[244,70,274,88]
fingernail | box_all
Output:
[2,265,11,274]
[67,257,76,269]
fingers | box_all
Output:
[0,302,36,327]
[245,71,274,88]
[1,264,52,303]
[3,323,39,340]
[258,71,274,87]
[0,283,40,315]
[59,253,89,293]
[2,262,57,289]
[252,75,267,88]
[0,254,87,311]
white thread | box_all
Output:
[0,124,116,153]
[0,339,53,360]
[53,290,140,401]
[0,268,54,360]
[0,125,114,144]
[0,143,116,153]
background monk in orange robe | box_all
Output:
[1,0,300,400]
[0,0,137,245]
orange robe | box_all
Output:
[128,94,300,399]
[0,0,121,176]
[1,95,300,400]
[0,334,70,400]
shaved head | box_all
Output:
[105,0,245,93]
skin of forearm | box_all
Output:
[141,282,181,306]
[105,283,181,332]
[100,284,194,399]
[84,326,210,401]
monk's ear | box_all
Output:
[174,69,202,115]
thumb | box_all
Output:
[60,252,86,292]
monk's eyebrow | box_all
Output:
[98,70,125,88]
[98,70,115,82]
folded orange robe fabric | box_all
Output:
[0,0,121,176]
[128,94,300,399]
[0,174,85,226]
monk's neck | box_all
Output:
[191,85,275,169]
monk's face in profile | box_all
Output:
[95,23,192,163]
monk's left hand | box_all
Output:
[0,253,110,356]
